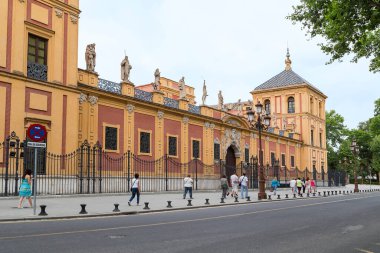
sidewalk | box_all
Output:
[0,184,378,222]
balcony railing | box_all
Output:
[98,78,121,94]
[27,62,47,82]
[164,97,179,109]
[188,104,200,114]
[134,89,152,102]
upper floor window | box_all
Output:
[311,130,314,146]
[319,132,322,148]
[245,148,249,163]
[281,154,286,167]
[264,99,271,114]
[139,131,151,155]
[319,102,322,118]
[27,34,48,81]
[310,97,314,114]
[288,97,295,113]
[214,143,220,160]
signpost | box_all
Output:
[26,124,47,215]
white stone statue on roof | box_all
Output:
[236,99,242,116]
[153,68,161,91]
[201,80,208,105]
[85,43,96,72]
[218,90,224,110]
[121,55,132,82]
[178,77,186,99]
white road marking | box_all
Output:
[355,248,374,253]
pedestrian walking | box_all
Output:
[302,177,306,193]
[230,172,239,198]
[220,175,229,198]
[239,173,248,199]
[310,178,317,193]
[183,174,193,199]
[289,178,296,194]
[305,177,311,193]
[18,169,33,209]
[271,177,280,196]
[296,178,303,196]
[128,173,140,206]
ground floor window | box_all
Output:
[139,130,151,155]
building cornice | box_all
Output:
[251,83,327,99]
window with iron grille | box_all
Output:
[319,132,322,148]
[140,132,151,154]
[271,152,276,166]
[288,97,295,113]
[105,127,118,150]
[192,140,200,159]
[264,99,271,114]
[245,148,249,163]
[214,143,220,160]
[168,136,177,156]
[311,130,314,146]
[281,154,286,167]
[291,155,295,167]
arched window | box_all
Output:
[264,99,270,114]
[288,97,295,113]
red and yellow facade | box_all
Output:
[0,0,327,177]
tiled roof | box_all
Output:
[254,69,323,94]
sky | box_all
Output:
[77,0,380,129]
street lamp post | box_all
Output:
[246,101,271,200]
[350,139,360,193]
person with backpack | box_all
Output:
[220,174,229,198]
[239,172,249,199]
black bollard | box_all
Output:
[307,193,310,197]
[339,191,341,194]
[300,193,303,197]
[205,198,210,205]
[166,201,173,208]
[293,194,297,198]
[350,190,353,193]
[277,195,281,200]
[187,199,192,206]
[328,191,330,196]
[220,198,225,203]
[313,193,316,197]
[113,203,120,212]
[285,194,289,199]
[318,192,321,196]
[79,204,87,214]
[143,202,150,210]
[323,191,326,197]
[246,196,251,201]
[234,197,239,203]
[335,191,338,195]
[268,195,272,200]
[38,205,48,216]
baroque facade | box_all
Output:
[0,0,327,183]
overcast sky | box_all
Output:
[78,0,380,129]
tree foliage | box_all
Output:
[325,110,347,148]
[288,0,380,72]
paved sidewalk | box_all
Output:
[0,184,378,221]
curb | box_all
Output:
[1,190,376,222]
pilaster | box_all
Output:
[155,111,165,166]
[152,91,164,104]
[121,81,135,97]
[125,104,135,152]
[181,117,189,174]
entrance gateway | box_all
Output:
[225,145,237,183]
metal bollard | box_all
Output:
[79,204,87,214]
[350,190,353,193]
[300,193,303,197]
[313,193,316,197]
[277,195,281,200]
[323,191,326,197]
[113,203,120,212]
[220,198,225,203]
[339,191,341,194]
[187,200,192,206]
[307,193,310,197]
[328,191,330,196]
[318,192,321,196]
[293,194,297,198]
[285,194,289,199]
[143,202,150,210]
[335,191,338,195]
[205,198,210,205]
[166,201,173,208]
[234,197,239,203]
[268,195,272,200]
[38,205,48,216]
[246,196,251,201]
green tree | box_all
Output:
[326,110,347,148]
[369,115,380,136]
[374,98,380,116]
[370,135,380,181]
[288,0,380,72]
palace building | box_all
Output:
[0,0,327,194]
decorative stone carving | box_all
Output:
[265,136,270,141]
[126,104,135,113]
[227,119,241,127]
[282,118,287,130]
[182,117,189,124]
[201,80,207,105]
[79,93,87,104]
[272,114,278,128]
[55,9,63,18]
[153,68,161,91]
[85,44,96,72]
[88,95,98,106]
[18,0,25,3]
[214,138,220,144]
[223,128,241,154]
[121,56,132,83]
[157,111,164,119]
[178,77,186,99]
[205,122,210,128]
[210,123,215,129]
[218,90,224,110]
[70,15,78,24]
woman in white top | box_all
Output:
[128,173,140,206]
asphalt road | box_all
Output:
[0,193,379,253]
